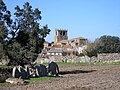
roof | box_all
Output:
[70,37,87,41]
[41,50,47,54]
[63,45,72,49]
[47,49,63,53]
[55,29,67,32]
[53,45,62,48]
[59,40,69,43]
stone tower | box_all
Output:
[54,29,68,43]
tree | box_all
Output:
[0,0,12,64]
[86,35,120,57]
[86,42,97,57]
[95,35,120,53]
[7,2,50,65]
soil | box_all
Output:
[0,64,120,90]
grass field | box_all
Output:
[56,61,120,66]
[0,77,53,86]
[26,77,53,84]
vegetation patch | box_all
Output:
[57,61,120,66]
[26,77,53,84]
[0,82,13,87]
[0,66,13,69]
[57,62,90,66]
[0,77,53,86]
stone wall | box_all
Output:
[36,53,120,63]
[97,53,120,62]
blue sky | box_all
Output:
[4,0,120,42]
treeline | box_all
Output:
[0,0,120,65]
[0,1,50,65]
[86,35,120,57]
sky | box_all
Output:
[4,0,120,42]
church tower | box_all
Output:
[54,29,68,43]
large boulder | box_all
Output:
[12,67,21,78]
[12,65,30,79]
[48,61,59,76]
[35,64,47,77]
[18,66,30,79]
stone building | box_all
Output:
[69,37,88,47]
[43,41,52,50]
[54,29,68,43]
[41,29,88,56]
[47,48,64,56]
[54,37,88,55]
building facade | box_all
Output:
[54,29,68,43]
[41,29,88,56]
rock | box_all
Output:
[12,67,21,78]
[5,78,25,84]
[18,66,30,79]
[48,61,59,76]
[35,64,47,77]
[29,67,37,77]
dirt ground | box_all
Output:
[1,64,120,90]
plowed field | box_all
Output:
[1,64,120,90]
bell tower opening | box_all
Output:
[54,29,68,43]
